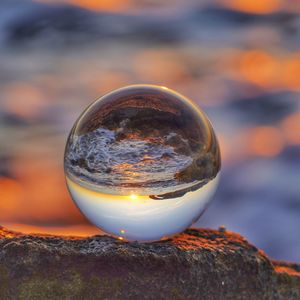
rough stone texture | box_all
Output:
[0,226,299,300]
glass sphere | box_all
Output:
[64,85,221,242]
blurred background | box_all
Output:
[0,0,300,262]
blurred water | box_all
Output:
[0,0,299,261]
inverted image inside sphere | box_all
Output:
[64,85,221,241]
[64,85,221,198]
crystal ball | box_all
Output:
[64,85,221,242]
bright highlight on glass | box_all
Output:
[64,84,221,242]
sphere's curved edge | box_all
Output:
[64,84,221,242]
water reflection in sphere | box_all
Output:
[64,85,221,242]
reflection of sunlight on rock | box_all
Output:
[1,223,100,237]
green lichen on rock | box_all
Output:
[0,226,299,300]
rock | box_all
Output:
[0,226,299,299]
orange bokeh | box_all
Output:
[238,50,280,89]
[230,49,300,92]
[282,54,300,91]
[2,83,47,119]
[223,0,281,14]
[246,126,284,157]
[134,49,190,85]
[281,113,300,145]
[35,0,131,12]
[5,150,87,225]
[70,0,130,12]
[0,178,24,219]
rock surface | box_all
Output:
[0,225,299,300]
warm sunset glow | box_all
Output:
[8,155,86,225]
[129,194,138,200]
[239,51,279,88]
[35,0,131,12]
[281,113,300,145]
[134,49,189,84]
[223,0,281,14]
[247,126,284,157]
[275,265,300,277]
[90,71,130,95]
[217,133,229,162]
[71,0,130,12]
[3,83,46,119]
[0,178,23,219]
[2,223,100,237]
[282,54,300,91]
